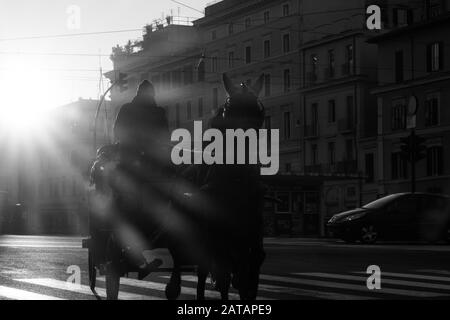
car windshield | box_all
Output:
[362,194,404,210]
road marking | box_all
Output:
[0,285,64,300]
[161,275,377,300]
[0,244,81,248]
[261,274,443,298]
[417,270,450,276]
[354,271,450,283]
[99,276,239,300]
[15,278,163,300]
[294,273,450,293]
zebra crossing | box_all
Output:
[1,269,450,300]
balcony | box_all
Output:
[304,125,319,138]
[335,160,358,175]
[338,119,356,133]
[304,164,323,175]
[304,161,358,176]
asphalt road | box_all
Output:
[0,235,449,300]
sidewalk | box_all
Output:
[264,237,335,245]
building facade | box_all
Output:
[103,0,450,237]
[367,8,450,200]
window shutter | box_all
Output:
[438,147,444,175]
[393,8,398,26]
[427,148,432,176]
[426,44,432,72]
[439,42,444,70]
[391,153,397,179]
[407,9,413,25]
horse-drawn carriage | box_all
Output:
[82,74,267,300]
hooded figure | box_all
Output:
[114,80,170,166]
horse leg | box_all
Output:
[196,266,208,300]
[220,271,231,301]
[165,248,182,300]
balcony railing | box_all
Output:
[304,161,358,176]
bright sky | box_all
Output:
[0,0,211,115]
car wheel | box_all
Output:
[360,225,378,244]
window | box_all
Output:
[245,46,252,64]
[283,112,291,140]
[311,144,318,165]
[264,39,271,58]
[327,49,335,77]
[197,62,205,82]
[427,0,444,18]
[311,54,318,80]
[175,103,180,127]
[311,103,318,125]
[264,11,270,24]
[346,96,354,123]
[211,56,218,73]
[228,23,234,35]
[211,30,217,40]
[427,146,443,176]
[228,51,235,68]
[264,74,271,97]
[283,33,290,53]
[187,101,192,120]
[213,88,219,109]
[285,163,292,173]
[365,153,375,183]
[393,8,411,27]
[391,99,406,130]
[391,152,408,180]
[162,72,171,90]
[345,44,354,74]
[328,142,336,165]
[172,69,182,87]
[283,69,291,93]
[427,42,443,72]
[245,17,251,29]
[151,75,160,90]
[425,93,440,126]
[328,100,336,123]
[282,3,290,17]
[345,139,354,161]
[184,65,193,85]
[395,50,404,83]
[198,97,204,118]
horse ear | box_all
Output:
[223,73,238,96]
[251,73,264,97]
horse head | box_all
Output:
[213,73,265,131]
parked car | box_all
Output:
[327,193,450,244]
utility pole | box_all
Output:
[410,129,416,193]
[401,96,426,194]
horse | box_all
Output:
[89,73,267,301]
[167,73,267,300]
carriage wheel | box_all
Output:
[105,235,121,300]
[88,249,97,291]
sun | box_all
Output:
[0,56,62,135]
